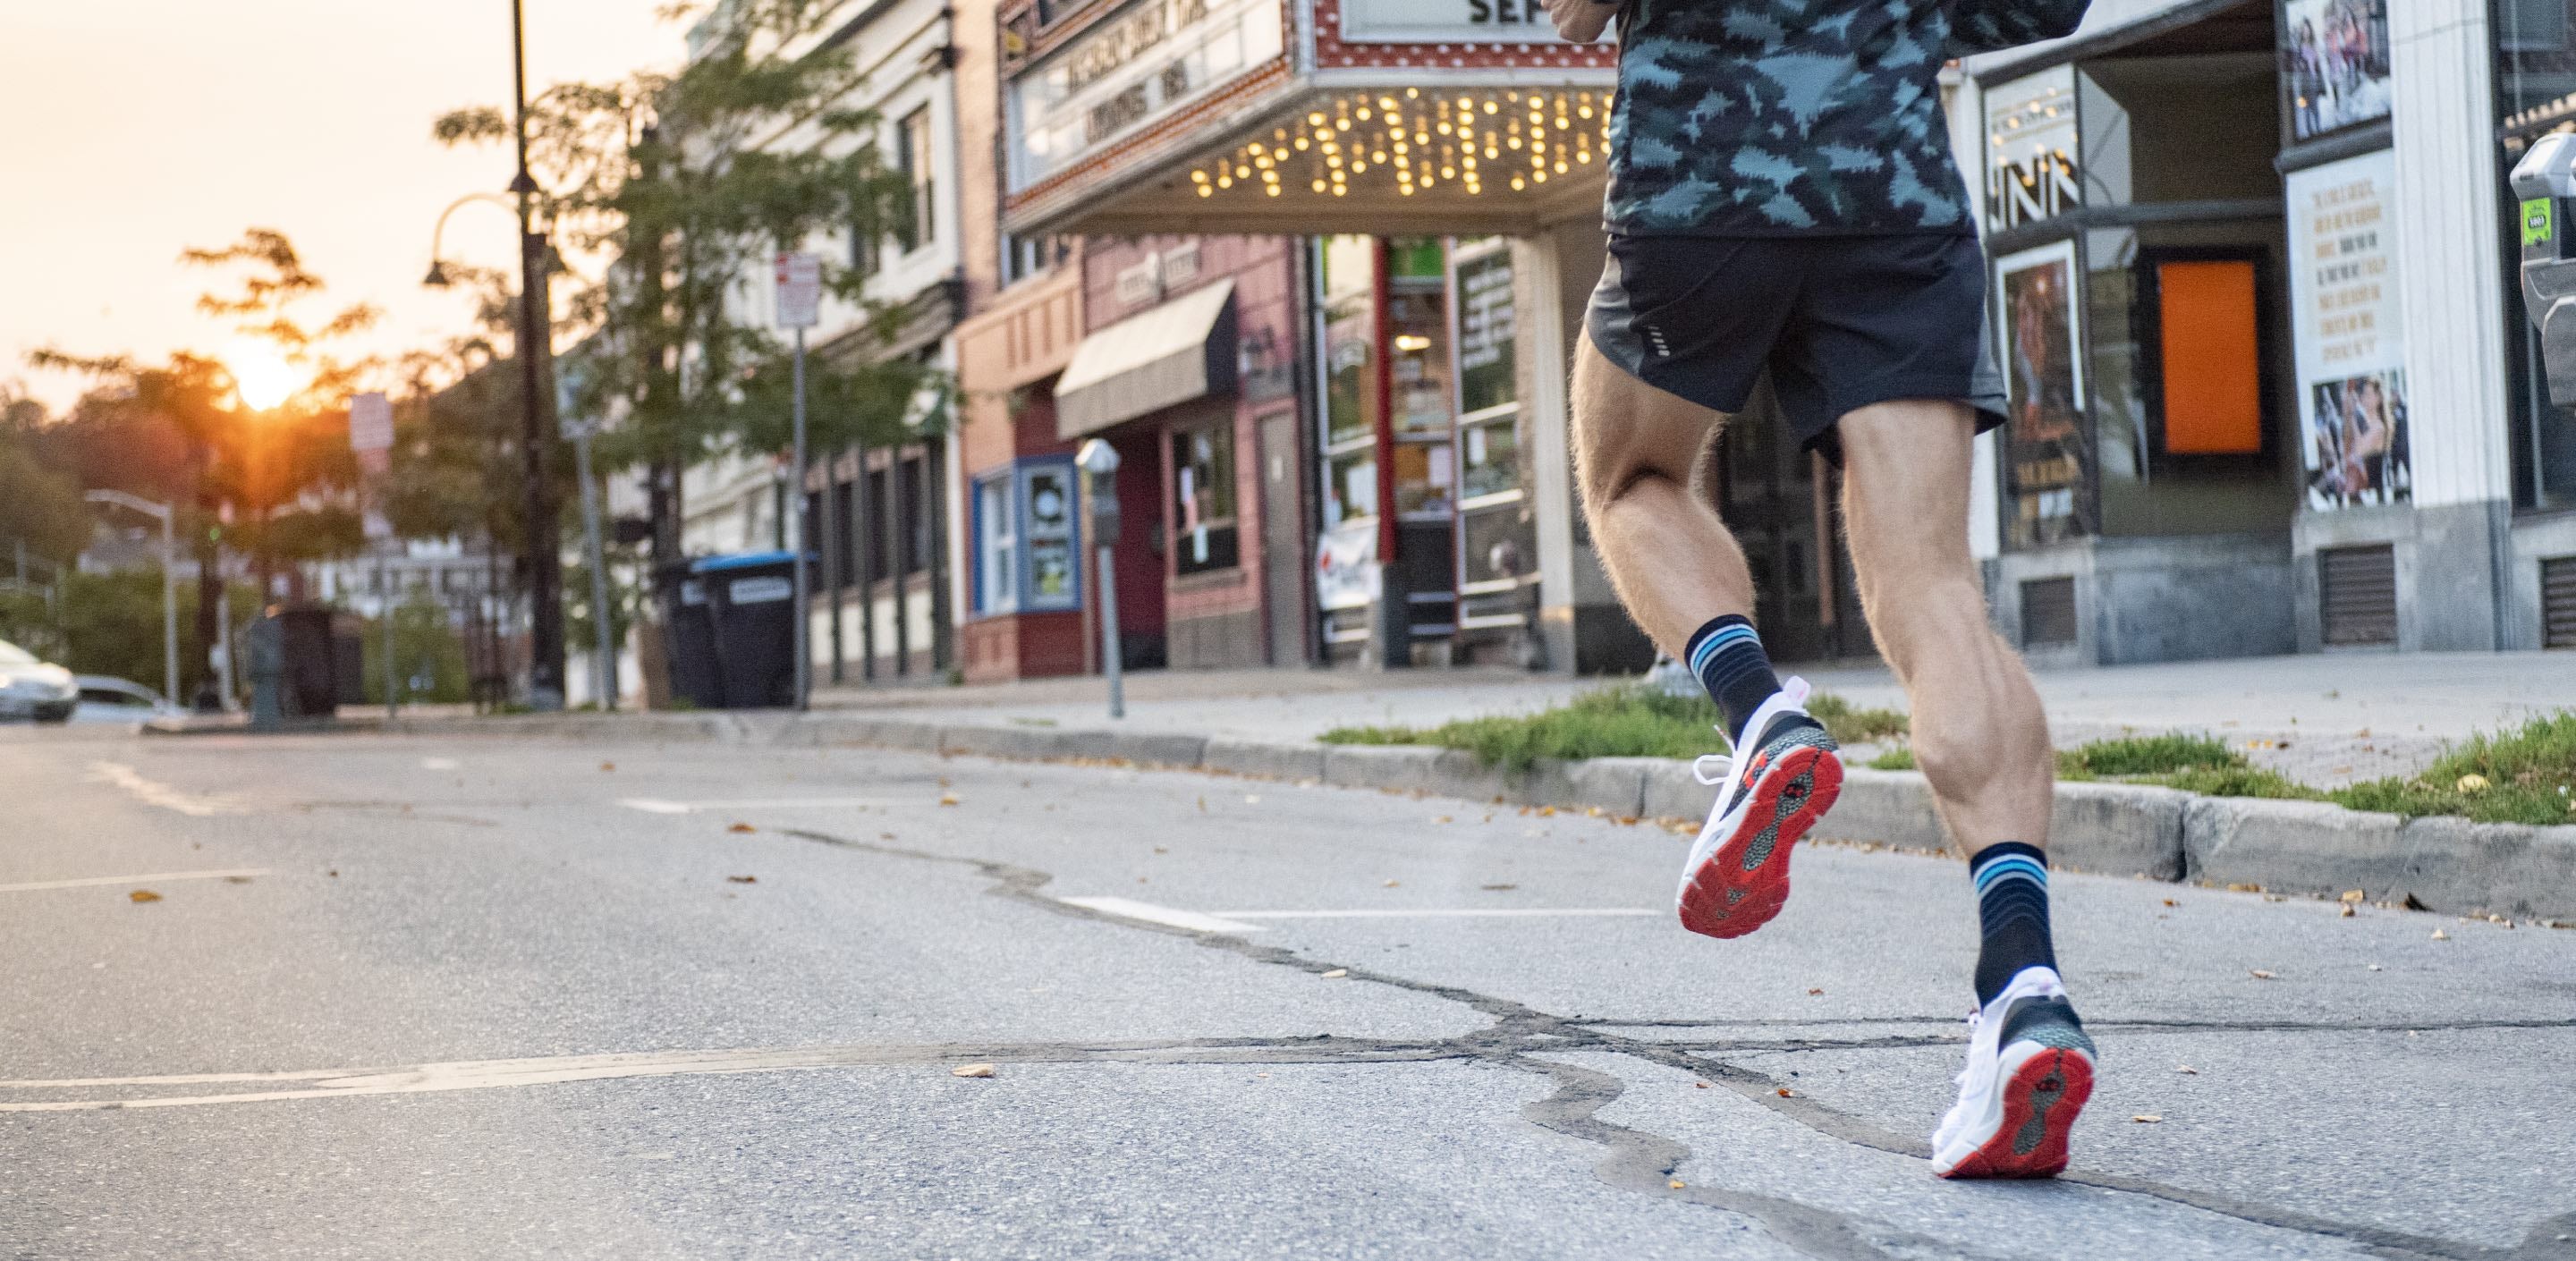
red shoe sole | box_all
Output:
[1938,1049,2096,1180]
[1677,745,1842,940]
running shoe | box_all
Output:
[1675,676,1842,939]
[1931,965,2097,1179]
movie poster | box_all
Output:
[2287,148,2411,509]
[1995,240,2088,548]
[2280,0,2392,143]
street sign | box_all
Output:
[349,392,393,477]
[349,392,394,452]
[555,358,598,441]
[775,251,823,329]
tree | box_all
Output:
[432,0,934,567]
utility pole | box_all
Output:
[512,0,566,710]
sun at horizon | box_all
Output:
[224,340,305,411]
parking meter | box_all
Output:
[2511,132,2576,403]
[1075,440,1124,718]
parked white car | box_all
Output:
[0,639,78,724]
[71,675,182,724]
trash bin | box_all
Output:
[332,611,366,707]
[698,551,805,709]
[656,560,726,710]
[272,603,342,718]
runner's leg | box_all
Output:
[1569,331,1752,651]
[1835,399,2051,851]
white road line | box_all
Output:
[0,1044,1010,1113]
[85,762,235,817]
[0,869,270,894]
[616,798,886,815]
[1054,896,1266,935]
[1213,908,1662,920]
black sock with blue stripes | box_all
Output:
[1684,614,1781,745]
[1970,842,2058,1006]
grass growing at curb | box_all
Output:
[1318,682,1908,773]
[1874,714,2576,825]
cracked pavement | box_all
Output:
[4,725,2573,1259]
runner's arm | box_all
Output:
[1545,0,1620,43]
[1947,0,2089,53]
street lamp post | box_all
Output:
[416,0,565,711]
[86,490,178,709]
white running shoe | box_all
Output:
[1931,965,2097,1179]
[1675,676,1842,940]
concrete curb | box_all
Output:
[350,708,2576,919]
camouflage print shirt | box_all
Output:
[1604,0,2091,236]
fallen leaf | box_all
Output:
[727,822,757,834]
[2162,899,2179,908]
[2132,1114,2164,1124]
[2177,1065,2198,1074]
[2457,774,2491,793]
[1807,987,1824,996]
[599,762,615,772]
[2430,928,2449,940]
[2400,893,2429,911]
[1668,1180,1687,1190]
[327,869,339,877]
[1481,883,1518,892]
[938,793,960,807]
[1433,816,1453,825]
[726,875,757,884]
[1319,969,1350,978]
[1775,1088,1796,1097]
[2250,969,2275,979]
[1197,796,1208,812]
[2226,883,2262,893]
[2340,890,2367,902]
[128,890,160,903]
[1383,879,1401,887]
[1586,807,1606,817]
[1694,1081,1711,1089]
[1537,806,1555,817]
[1616,816,1640,825]
[951,1063,996,1079]
[2340,903,2356,918]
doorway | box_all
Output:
[1712,381,1874,664]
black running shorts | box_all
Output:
[1585,233,2008,462]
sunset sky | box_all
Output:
[2,2,680,410]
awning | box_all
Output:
[1054,278,1238,439]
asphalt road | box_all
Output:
[3,724,2572,1260]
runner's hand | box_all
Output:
[1545,0,1618,43]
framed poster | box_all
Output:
[2286,148,2410,509]
[2279,0,2391,144]
[1995,240,2089,548]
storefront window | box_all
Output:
[975,474,1017,614]
[1325,449,1377,526]
[1172,422,1241,574]
[1996,240,2092,548]
[2496,0,2576,511]
[1023,464,1078,605]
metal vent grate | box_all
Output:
[2545,556,2576,649]
[2021,577,2078,647]
[2320,545,2398,647]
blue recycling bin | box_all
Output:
[697,551,808,709]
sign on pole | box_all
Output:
[775,251,823,329]
[349,392,394,477]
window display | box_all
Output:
[1172,422,1241,574]
[1996,240,2091,547]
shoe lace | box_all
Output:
[1691,753,1733,785]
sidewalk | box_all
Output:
[815,653,2568,788]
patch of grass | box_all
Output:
[1868,747,1917,771]
[1318,682,1909,773]
[2059,733,2241,778]
[2330,712,2576,825]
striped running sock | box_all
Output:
[1970,842,2058,1005]
[1684,614,1781,745]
